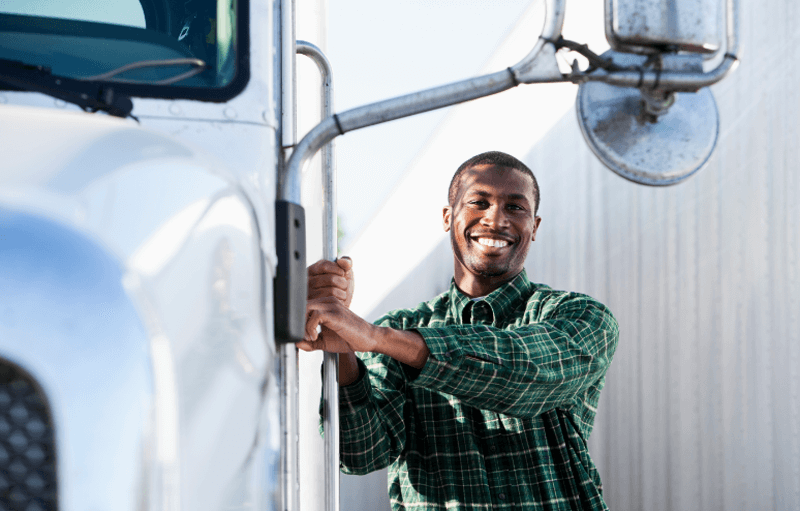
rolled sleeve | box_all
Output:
[410,298,618,418]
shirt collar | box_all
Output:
[448,269,532,325]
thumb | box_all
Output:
[336,256,353,272]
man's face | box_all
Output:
[443,165,541,285]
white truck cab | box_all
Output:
[1,0,285,509]
[0,0,739,509]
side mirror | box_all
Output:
[576,0,733,185]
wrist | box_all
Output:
[339,352,361,386]
[371,326,430,369]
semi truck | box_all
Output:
[0,0,737,509]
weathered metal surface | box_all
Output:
[576,51,719,186]
[606,0,723,53]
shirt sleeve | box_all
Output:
[411,293,619,418]
[336,352,408,475]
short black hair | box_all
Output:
[448,151,540,214]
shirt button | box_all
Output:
[490,445,497,453]
[499,493,506,500]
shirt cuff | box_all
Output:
[338,357,372,415]
[411,326,466,388]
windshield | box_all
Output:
[0,0,244,98]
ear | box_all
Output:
[442,206,452,232]
[531,216,542,241]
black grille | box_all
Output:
[0,363,56,511]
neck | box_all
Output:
[453,265,518,298]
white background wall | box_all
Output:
[338,0,800,509]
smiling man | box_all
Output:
[301,151,619,510]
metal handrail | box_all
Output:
[280,0,566,203]
[296,40,339,511]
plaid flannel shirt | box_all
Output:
[337,270,618,510]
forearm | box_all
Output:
[373,325,430,370]
[339,326,429,386]
[410,315,618,417]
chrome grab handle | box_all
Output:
[297,40,339,511]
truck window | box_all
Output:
[0,0,243,98]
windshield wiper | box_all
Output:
[79,58,207,85]
[0,59,133,118]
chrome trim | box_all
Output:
[297,40,339,511]
[280,0,567,202]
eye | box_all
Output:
[506,203,524,211]
[468,199,489,207]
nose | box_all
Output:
[480,204,509,229]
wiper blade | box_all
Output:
[0,59,133,118]
[79,58,207,85]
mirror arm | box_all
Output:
[575,0,739,91]
[281,0,567,202]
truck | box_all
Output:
[0,0,738,509]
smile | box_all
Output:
[472,236,513,248]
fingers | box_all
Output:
[308,286,347,301]
[309,272,349,290]
[296,340,315,352]
[308,259,345,277]
[308,259,351,304]
[304,310,321,341]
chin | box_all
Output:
[468,262,511,278]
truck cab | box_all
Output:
[0,0,287,509]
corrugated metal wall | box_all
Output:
[350,1,800,509]
[525,1,800,508]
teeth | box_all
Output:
[477,238,509,248]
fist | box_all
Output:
[307,256,354,308]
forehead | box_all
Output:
[457,165,535,202]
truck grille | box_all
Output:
[0,362,57,510]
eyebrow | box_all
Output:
[469,190,530,202]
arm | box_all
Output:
[334,354,409,474]
[303,288,617,418]
[303,258,413,473]
[304,258,362,385]
[411,294,618,418]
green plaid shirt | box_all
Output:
[337,270,618,510]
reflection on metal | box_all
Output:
[281,0,296,149]
[297,40,340,511]
[573,0,739,184]
[279,344,299,511]
[584,0,738,91]
[605,0,722,54]
[279,3,299,511]
[576,52,719,185]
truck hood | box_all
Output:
[0,104,240,262]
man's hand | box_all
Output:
[298,296,378,354]
[308,257,354,307]
[305,257,356,357]
[299,296,431,373]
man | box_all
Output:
[300,151,619,510]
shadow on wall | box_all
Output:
[341,469,391,511]
[365,236,453,323]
